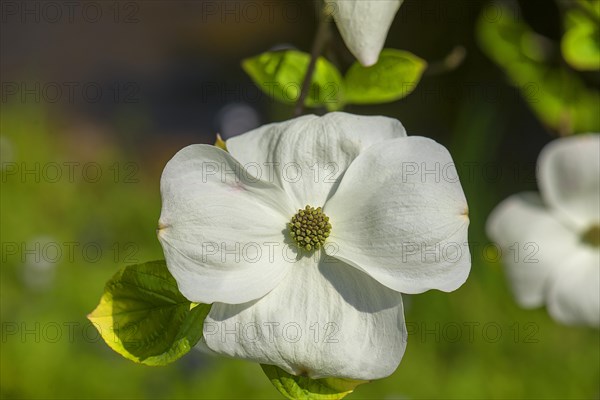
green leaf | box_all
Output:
[576,0,600,18]
[561,10,600,71]
[88,260,210,366]
[344,49,427,105]
[477,4,600,134]
[261,364,368,400]
[242,50,344,111]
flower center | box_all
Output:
[581,225,600,248]
[288,205,331,251]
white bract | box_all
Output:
[487,134,600,327]
[326,0,402,67]
[158,112,470,380]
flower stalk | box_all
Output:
[294,6,332,117]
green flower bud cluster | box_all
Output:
[289,205,331,251]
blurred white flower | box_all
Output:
[215,103,260,139]
[487,134,600,327]
[326,0,402,66]
[158,112,470,380]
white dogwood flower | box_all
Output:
[487,134,600,327]
[158,112,470,380]
[326,0,403,66]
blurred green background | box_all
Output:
[1,0,599,398]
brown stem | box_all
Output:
[425,46,467,76]
[294,9,331,117]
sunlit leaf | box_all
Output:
[477,4,600,134]
[242,50,344,111]
[261,364,368,400]
[344,49,427,104]
[561,10,600,71]
[576,0,600,18]
[88,260,210,366]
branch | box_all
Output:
[294,9,331,117]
